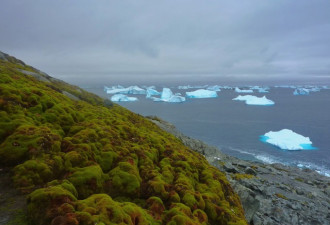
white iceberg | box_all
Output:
[260,129,316,150]
[293,87,321,95]
[151,88,185,102]
[178,85,208,90]
[233,95,274,105]
[106,86,146,95]
[186,89,218,98]
[146,87,161,98]
[110,94,138,102]
[258,88,269,93]
[207,85,222,92]
[250,86,270,93]
[235,87,253,93]
[293,88,310,95]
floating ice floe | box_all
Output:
[151,88,186,103]
[235,87,253,93]
[110,94,138,102]
[233,95,274,105]
[106,86,146,95]
[260,129,317,150]
[186,89,218,98]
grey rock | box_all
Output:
[245,167,257,175]
[63,91,80,101]
[223,162,239,173]
[17,69,50,82]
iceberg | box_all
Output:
[178,85,208,90]
[235,87,253,93]
[293,88,310,95]
[260,129,317,150]
[146,87,161,98]
[293,87,321,95]
[207,85,222,92]
[151,88,185,102]
[110,94,138,102]
[186,89,218,98]
[250,86,270,93]
[106,86,146,95]
[257,88,269,93]
[233,95,274,105]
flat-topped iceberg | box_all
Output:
[235,87,253,93]
[233,95,274,105]
[260,129,317,150]
[151,88,186,103]
[186,89,218,98]
[111,94,138,102]
[106,86,146,95]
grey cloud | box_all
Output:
[0,0,330,85]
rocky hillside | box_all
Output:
[0,51,247,225]
[149,117,330,225]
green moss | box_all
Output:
[68,165,105,199]
[147,197,165,220]
[13,159,53,192]
[0,125,61,166]
[232,173,255,180]
[275,193,288,200]
[95,151,117,173]
[27,184,77,224]
[0,55,247,225]
[107,162,141,197]
[75,194,159,225]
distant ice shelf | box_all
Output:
[110,94,138,102]
[186,89,218,98]
[260,129,317,150]
[233,95,274,105]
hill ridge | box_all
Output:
[0,51,247,225]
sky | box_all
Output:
[1,0,330,85]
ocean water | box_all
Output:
[89,86,330,177]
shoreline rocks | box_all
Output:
[148,116,330,225]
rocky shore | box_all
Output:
[148,116,330,225]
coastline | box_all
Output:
[147,116,330,225]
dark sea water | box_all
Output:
[88,86,330,177]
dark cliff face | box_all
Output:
[0,51,247,225]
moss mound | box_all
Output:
[0,52,247,224]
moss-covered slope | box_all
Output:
[0,52,247,225]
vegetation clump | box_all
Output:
[232,173,255,180]
[0,53,247,224]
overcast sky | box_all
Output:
[1,0,330,85]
